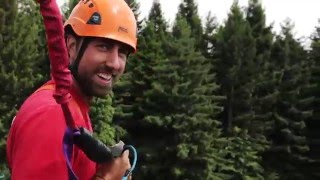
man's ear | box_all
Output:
[66,35,77,63]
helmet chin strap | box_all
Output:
[69,37,92,96]
[68,37,92,95]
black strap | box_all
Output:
[69,37,92,82]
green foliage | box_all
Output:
[177,0,203,49]
[211,2,276,178]
[201,12,218,58]
[0,0,48,177]
[134,13,225,179]
[245,2,277,176]
[219,128,269,179]
[265,20,312,179]
[214,2,256,132]
[90,96,117,145]
[304,21,320,179]
[61,0,78,18]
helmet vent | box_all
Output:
[81,0,94,8]
[87,12,101,25]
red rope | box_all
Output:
[38,0,72,105]
[38,1,76,128]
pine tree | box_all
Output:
[0,0,48,176]
[201,12,218,59]
[304,21,320,179]
[214,2,256,133]
[246,0,275,137]
[212,2,268,178]
[147,0,168,34]
[200,11,269,179]
[176,0,203,49]
[265,20,311,179]
[142,14,225,179]
[245,1,278,176]
[0,0,16,163]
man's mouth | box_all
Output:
[97,73,112,81]
[96,73,113,87]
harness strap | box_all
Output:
[63,127,78,180]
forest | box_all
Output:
[0,0,319,179]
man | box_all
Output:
[6,0,137,179]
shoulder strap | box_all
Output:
[34,83,55,93]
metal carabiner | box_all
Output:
[121,145,137,180]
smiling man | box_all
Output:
[6,0,137,179]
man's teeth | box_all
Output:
[98,73,112,80]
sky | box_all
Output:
[57,0,320,43]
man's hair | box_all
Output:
[64,25,82,50]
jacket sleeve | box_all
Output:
[7,105,69,180]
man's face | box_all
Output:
[75,37,130,97]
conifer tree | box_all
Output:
[140,14,225,179]
[302,22,320,179]
[212,2,269,178]
[201,12,218,59]
[265,20,311,179]
[245,0,275,138]
[244,2,281,177]
[176,0,203,49]
[0,0,48,175]
[214,2,256,133]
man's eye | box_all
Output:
[97,44,112,51]
[119,48,129,57]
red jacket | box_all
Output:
[6,80,96,180]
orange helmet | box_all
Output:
[64,0,137,52]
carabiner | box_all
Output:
[121,145,137,180]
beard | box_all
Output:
[75,72,113,98]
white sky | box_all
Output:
[57,0,320,41]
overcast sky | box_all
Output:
[57,0,320,41]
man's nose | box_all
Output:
[105,48,120,71]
